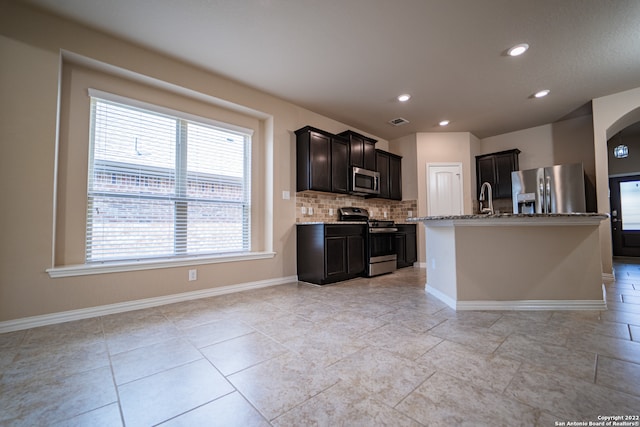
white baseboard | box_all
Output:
[426,283,607,311]
[455,299,607,311]
[0,275,298,333]
[425,284,457,310]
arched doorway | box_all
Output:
[593,93,640,277]
[607,122,640,257]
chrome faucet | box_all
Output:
[479,182,494,214]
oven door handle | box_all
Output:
[369,227,398,233]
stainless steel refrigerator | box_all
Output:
[511,163,586,214]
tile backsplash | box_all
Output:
[296,191,417,223]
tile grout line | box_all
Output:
[267,379,341,424]
[101,316,127,427]
[150,390,238,427]
[392,369,436,409]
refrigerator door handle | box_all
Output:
[545,176,551,213]
[539,178,545,213]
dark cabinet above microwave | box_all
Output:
[338,130,376,170]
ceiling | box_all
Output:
[22,0,640,140]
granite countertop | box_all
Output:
[296,221,367,225]
[297,220,417,225]
[408,212,609,221]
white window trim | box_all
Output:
[46,251,276,278]
[85,92,254,264]
[52,52,276,272]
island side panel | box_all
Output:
[454,225,604,302]
[425,225,457,308]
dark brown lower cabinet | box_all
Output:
[395,224,417,268]
[297,224,365,285]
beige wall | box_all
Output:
[389,133,418,201]
[0,3,388,322]
[593,86,640,276]
[480,115,595,176]
[395,132,478,264]
[481,123,554,170]
[480,115,597,211]
[608,133,640,176]
[415,132,477,217]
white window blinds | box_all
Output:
[86,92,252,262]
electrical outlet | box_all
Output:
[301,207,307,215]
[308,207,314,215]
[282,190,290,200]
[383,211,388,218]
[329,208,334,216]
[188,269,197,281]
[408,210,413,217]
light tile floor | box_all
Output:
[1,263,640,426]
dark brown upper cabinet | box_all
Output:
[376,149,403,200]
[330,136,349,193]
[389,153,402,200]
[296,126,349,194]
[338,130,376,170]
[476,149,520,200]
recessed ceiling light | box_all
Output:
[507,43,529,57]
[397,94,411,102]
[533,89,550,98]
[439,120,450,126]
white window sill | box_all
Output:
[46,252,276,278]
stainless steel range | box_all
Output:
[338,207,398,277]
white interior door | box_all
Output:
[427,163,463,216]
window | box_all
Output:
[620,180,640,231]
[87,91,252,262]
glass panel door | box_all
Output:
[620,180,640,230]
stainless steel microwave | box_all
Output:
[351,167,380,196]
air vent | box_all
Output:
[388,117,410,126]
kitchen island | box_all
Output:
[409,213,609,311]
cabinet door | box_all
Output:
[349,134,364,168]
[477,156,496,198]
[405,231,417,264]
[476,150,520,200]
[325,236,347,278]
[389,155,402,200]
[494,153,517,199]
[331,137,349,193]
[363,140,376,170]
[309,132,332,192]
[395,234,406,267]
[376,151,390,199]
[347,235,365,274]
